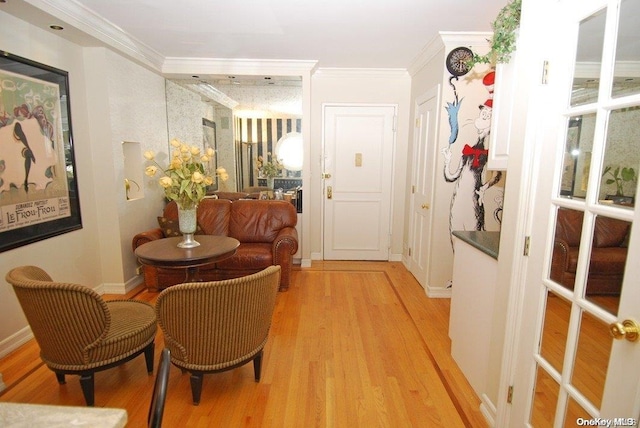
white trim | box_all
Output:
[0,326,33,359]
[162,58,318,78]
[389,253,403,262]
[480,393,497,427]
[425,286,452,298]
[313,68,410,79]
[24,0,165,70]
[408,31,493,76]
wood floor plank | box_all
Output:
[0,261,486,427]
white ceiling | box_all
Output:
[3,0,509,69]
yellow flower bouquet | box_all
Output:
[256,152,283,178]
[144,138,218,209]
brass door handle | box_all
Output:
[609,319,640,342]
[421,203,430,209]
[323,173,332,179]
[327,186,332,199]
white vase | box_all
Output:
[177,205,200,248]
[267,176,275,189]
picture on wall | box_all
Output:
[0,51,82,253]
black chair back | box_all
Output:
[148,348,171,428]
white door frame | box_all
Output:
[320,103,397,260]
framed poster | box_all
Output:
[0,51,82,252]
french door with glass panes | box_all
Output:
[509,0,640,426]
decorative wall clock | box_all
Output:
[446,47,473,76]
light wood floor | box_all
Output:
[0,261,487,427]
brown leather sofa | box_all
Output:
[550,208,629,295]
[132,198,298,291]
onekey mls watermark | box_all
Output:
[576,418,637,427]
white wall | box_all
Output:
[103,49,169,288]
[0,11,101,354]
[310,69,412,260]
[0,11,168,356]
[407,33,502,291]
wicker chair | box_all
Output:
[5,265,157,406]
[155,265,280,405]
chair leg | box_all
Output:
[144,341,155,374]
[79,373,95,406]
[55,372,66,385]
[253,350,263,382]
[190,372,204,406]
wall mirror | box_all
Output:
[165,75,303,195]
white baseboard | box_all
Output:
[480,393,497,427]
[0,326,33,359]
[99,276,143,295]
[389,252,402,262]
[300,258,312,268]
[426,286,452,298]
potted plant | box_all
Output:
[602,165,637,204]
[256,152,283,189]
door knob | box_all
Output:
[323,173,332,179]
[421,203,430,209]
[609,319,640,342]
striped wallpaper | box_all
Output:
[235,117,302,189]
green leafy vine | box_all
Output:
[469,0,522,67]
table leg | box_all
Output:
[185,266,200,282]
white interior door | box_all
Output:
[323,105,395,260]
[510,0,640,425]
[408,88,439,288]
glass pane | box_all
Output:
[571,9,607,107]
[540,290,570,373]
[564,397,591,427]
[612,0,640,98]
[585,215,630,315]
[559,114,597,199]
[598,106,640,208]
[530,365,559,427]
[560,117,582,198]
[550,208,584,292]
[571,310,612,409]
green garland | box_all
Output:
[470,0,522,66]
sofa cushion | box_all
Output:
[593,216,630,248]
[163,199,231,236]
[216,243,273,270]
[588,247,628,275]
[157,217,204,237]
[556,209,583,247]
[229,200,297,243]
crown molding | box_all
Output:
[312,68,410,79]
[23,0,165,71]
[408,31,492,76]
[162,58,318,78]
